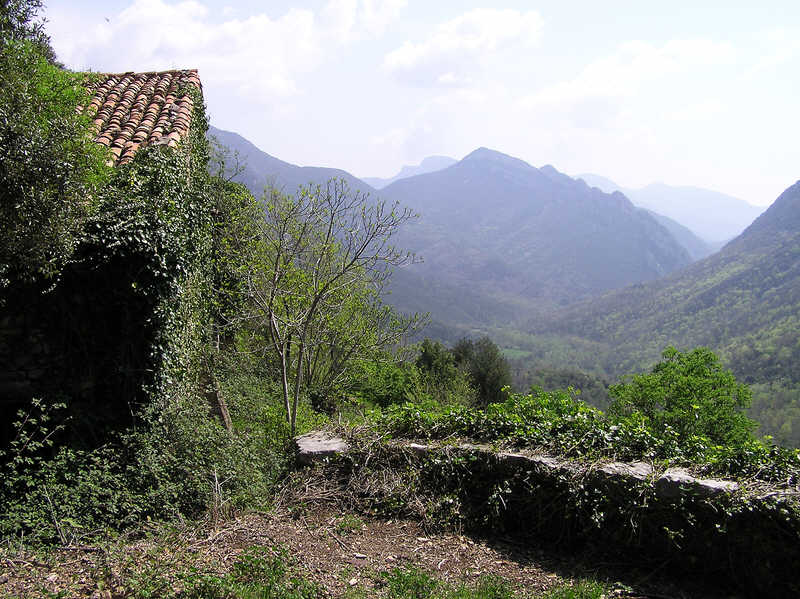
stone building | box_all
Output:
[0,69,209,446]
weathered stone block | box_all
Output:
[294,431,349,466]
[655,467,738,498]
[599,461,653,481]
[406,443,431,457]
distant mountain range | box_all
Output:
[379,148,692,325]
[207,126,694,326]
[578,174,764,243]
[362,156,457,189]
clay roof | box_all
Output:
[85,69,202,166]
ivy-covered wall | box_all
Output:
[0,84,215,447]
[324,439,800,597]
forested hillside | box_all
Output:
[530,181,800,444]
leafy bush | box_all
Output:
[0,398,148,544]
[349,358,422,407]
[609,346,756,446]
[0,37,109,286]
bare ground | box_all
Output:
[0,505,735,599]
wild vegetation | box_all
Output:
[381,347,798,483]
[215,124,800,450]
[2,2,799,597]
[0,0,109,289]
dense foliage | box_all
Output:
[608,346,756,446]
[380,348,799,484]
[0,38,108,287]
[452,336,512,407]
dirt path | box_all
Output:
[223,509,568,595]
[0,507,726,598]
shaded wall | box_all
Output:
[0,254,159,447]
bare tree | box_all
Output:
[240,178,422,435]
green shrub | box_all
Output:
[349,359,422,408]
[0,37,110,286]
[609,346,756,446]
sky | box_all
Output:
[45,0,800,206]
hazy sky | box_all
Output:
[46,0,799,206]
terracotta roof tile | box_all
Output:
[85,69,203,166]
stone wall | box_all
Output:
[300,434,800,597]
[0,258,158,446]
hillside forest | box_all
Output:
[2,3,800,598]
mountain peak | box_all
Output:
[461,147,535,171]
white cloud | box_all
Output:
[49,0,407,104]
[746,27,800,77]
[383,8,543,87]
[360,0,408,36]
[322,0,407,42]
[51,0,320,100]
[523,39,735,106]
[517,38,736,131]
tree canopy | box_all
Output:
[238,179,422,434]
[452,336,512,407]
[0,2,109,288]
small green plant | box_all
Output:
[382,567,439,599]
[336,514,365,535]
[181,545,320,599]
[448,575,515,599]
[539,579,607,599]
[378,567,520,599]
